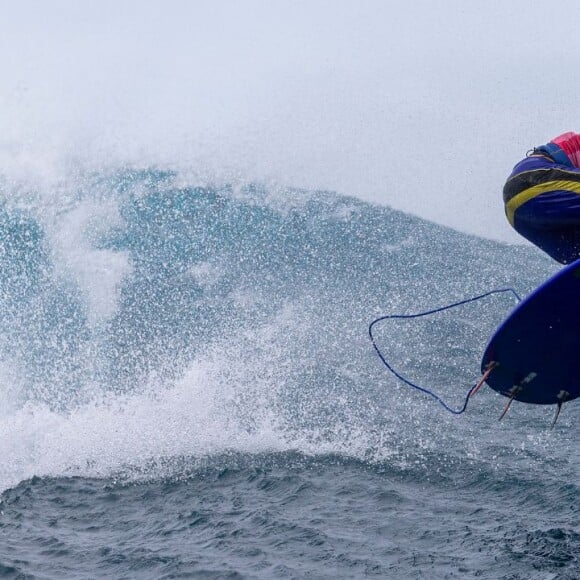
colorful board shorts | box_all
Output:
[503,155,580,264]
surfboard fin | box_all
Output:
[498,385,522,421]
[550,402,563,430]
[498,393,516,421]
[470,361,497,398]
[551,390,570,429]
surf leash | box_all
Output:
[368,288,521,415]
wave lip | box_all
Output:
[0,168,561,492]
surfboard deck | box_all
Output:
[481,260,580,405]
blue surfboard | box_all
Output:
[481,259,580,405]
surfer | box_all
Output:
[503,132,580,264]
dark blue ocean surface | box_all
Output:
[0,170,577,579]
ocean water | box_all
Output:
[0,169,577,579]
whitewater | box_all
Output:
[3,1,580,577]
[0,167,577,578]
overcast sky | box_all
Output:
[2,0,580,241]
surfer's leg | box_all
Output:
[512,191,580,264]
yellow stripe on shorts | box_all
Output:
[506,180,580,225]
